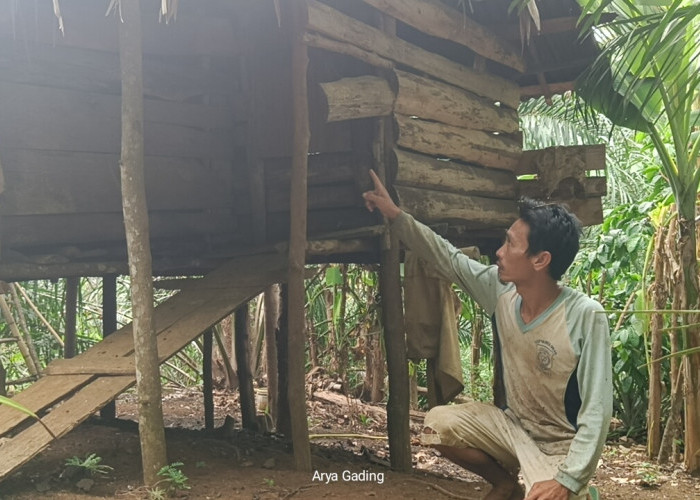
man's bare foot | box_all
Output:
[484,479,524,500]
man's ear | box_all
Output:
[532,251,552,272]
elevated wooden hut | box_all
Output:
[0,0,606,481]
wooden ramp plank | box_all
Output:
[0,252,287,483]
[0,375,93,436]
[0,376,134,481]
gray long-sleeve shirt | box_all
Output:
[392,212,613,494]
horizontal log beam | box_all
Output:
[395,70,519,134]
[395,185,517,228]
[394,149,516,199]
[518,177,606,199]
[319,76,394,122]
[395,114,521,171]
[362,0,525,72]
[516,144,605,175]
[303,31,394,69]
[304,0,520,109]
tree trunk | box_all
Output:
[235,303,258,431]
[648,225,666,457]
[118,0,167,485]
[677,213,700,472]
[64,277,79,359]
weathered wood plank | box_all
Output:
[394,149,517,199]
[0,374,93,437]
[395,114,521,171]
[395,70,519,134]
[266,184,360,213]
[516,145,606,175]
[518,177,607,199]
[0,376,134,481]
[396,185,517,227]
[0,82,238,159]
[264,154,363,188]
[361,0,525,72]
[0,150,234,216]
[303,31,394,69]
[1,211,239,247]
[0,43,242,104]
[304,0,520,109]
[319,76,394,122]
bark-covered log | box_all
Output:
[304,0,520,109]
[395,70,519,134]
[516,145,606,175]
[395,185,517,227]
[394,149,516,199]
[362,0,525,72]
[518,177,607,199]
[118,0,167,486]
[395,114,521,171]
[319,76,394,122]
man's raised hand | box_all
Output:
[362,170,402,220]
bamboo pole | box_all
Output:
[15,284,64,347]
[0,294,39,376]
[9,284,41,371]
[117,0,167,485]
[287,0,312,472]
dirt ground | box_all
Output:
[1,387,698,500]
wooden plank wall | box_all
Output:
[302,0,524,235]
[0,0,249,276]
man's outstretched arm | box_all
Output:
[362,169,402,220]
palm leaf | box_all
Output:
[0,395,56,438]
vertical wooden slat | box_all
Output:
[276,284,291,436]
[287,0,312,472]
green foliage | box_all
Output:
[65,453,113,476]
[156,462,190,493]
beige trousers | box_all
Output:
[421,402,588,499]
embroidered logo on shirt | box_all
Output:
[535,339,557,374]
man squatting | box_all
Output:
[363,170,612,500]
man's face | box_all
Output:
[495,219,535,284]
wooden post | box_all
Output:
[276,284,292,437]
[117,0,167,486]
[264,284,280,426]
[203,328,214,431]
[287,0,312,471]
[235,303,258,431]
[64,277,79,359]
[375,13,412,473]
[100,274,118,420]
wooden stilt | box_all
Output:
[287,0,312,471]
[375,13,412,473]
[276,284,291,437]
[264,285,280,426]
[100,274,117,420]
[203,328,214,431]
[235,303,257,431]
[64,277,79,359]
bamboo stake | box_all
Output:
[9,284,41,372]
[15,284,64,347]
[0,294,39,376]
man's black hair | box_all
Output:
[517,198,582,281]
